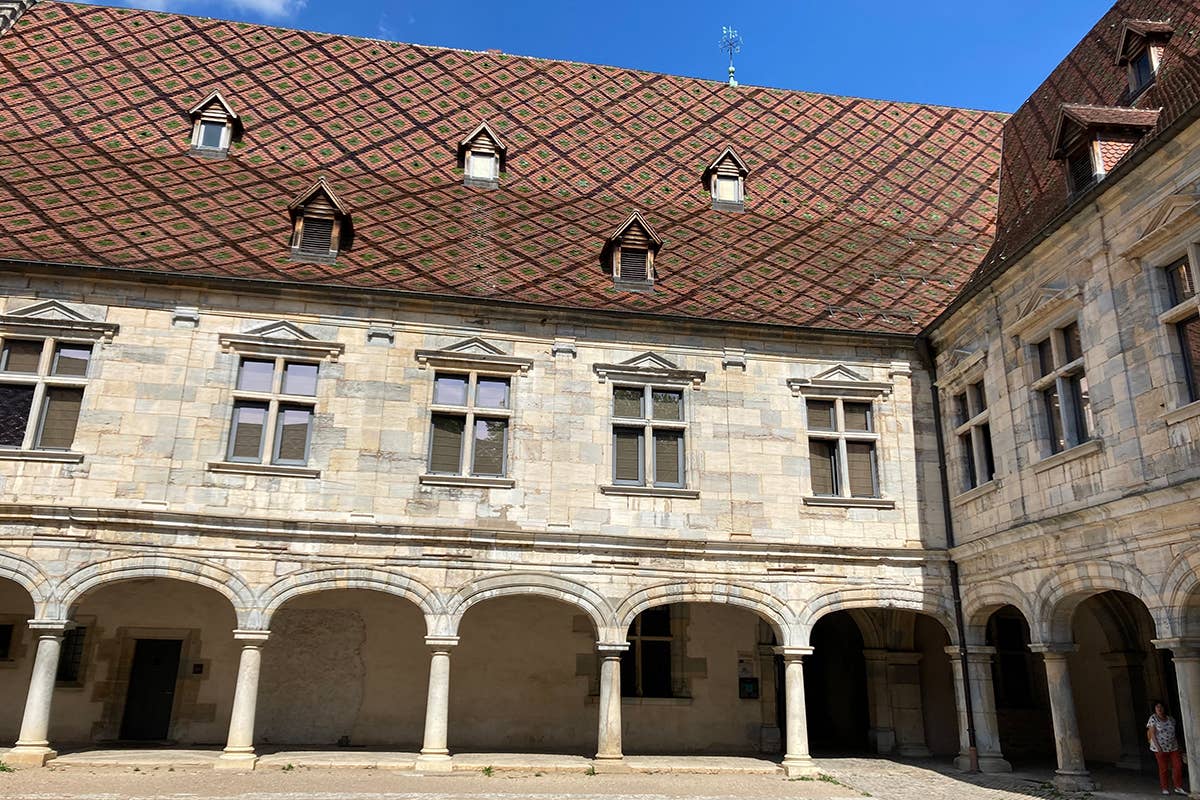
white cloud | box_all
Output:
[228,0,306,18]
[72,0,305,19]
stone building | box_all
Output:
[0,0,1195,791]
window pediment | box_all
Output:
[593,351,705,389]
[934,348,987,390]
[218,320,344,362]
[1008,282,1083,341]
[414,337,532,375]
[787,364,891,398]
[0,301,118,343]
[1122,193,1200,261]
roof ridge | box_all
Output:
[49,0,1010,116]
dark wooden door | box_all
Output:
[119,639,182,741]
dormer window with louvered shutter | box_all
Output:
[701,147,749,211]
[1050,104,1159,200]
[458,122,506,189]
[602,212,663,290]
[287,178,350,264]
[188,90,240,158]
[1115,20,1172,99]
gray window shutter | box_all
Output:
[653,430,683,486]
[274,406,313,464]
[613,427,643,484]
[229,402,267,461]
[843,402,871,432]
[846,442,877,497]
[807,400,834,430]
[0,384,34,446]
[809,439,837,495]
[2,340,42,373]
[37,387,83,450]
[613,387,644,418]
[471,417,507,476]
[429,414,465,473]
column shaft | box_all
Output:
[416,637,457,772]
[777,647,818,777]
[216,630,269,771]
[596,652,624,760]
[945,646,1011,773]
[1170,654,1200,797]
[7,623,66,767]
[1036,648,1095,791]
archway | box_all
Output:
[451,594,598,752]
[255,588,428,749]
[0,576,36,742]
[984,604,1054,766]
[806,609,959,759]
[55,576,240,746]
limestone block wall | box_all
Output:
[0,269,943,551]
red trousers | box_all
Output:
[1156,750,1183,791]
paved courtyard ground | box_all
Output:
[0,756,1185,800]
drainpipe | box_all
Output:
[917,336,979,772]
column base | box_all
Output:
[782,756,820,777]
[4,745,57,768]
[592,757,632,774]
[1052,770,1097,792]
[415,753,453,773]
[214,751,258,771]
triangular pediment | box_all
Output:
[1016,282,1070,320]
[621,351,678,370]
[189,90,238,120]
[5,300,93,322]
[243,320,318,341]
[440,337,507,356]
[704,146,749,178]
[459,121,507,155]
[608,212,663,250]
[811,364,869,383]
[287,177,350,216]
[1142,193,1200,239]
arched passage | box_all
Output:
[805,608,960,759]
[52,575,241,746]
[256,587,429,748]
[450,594,599,753]
[982,604,1054,767]
[0,575,37,742]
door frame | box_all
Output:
[97,627,201,743]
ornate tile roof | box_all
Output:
[975,0,1200,281]
[0,2,1005,335]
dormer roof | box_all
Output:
[457,121,507,167]
[701,147,749,189]
[1115,19,1174,64]
[606,211,662,250]
[1048,104,1160,159]
[287,177,350,216]
[189,89,239,120]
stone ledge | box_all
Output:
[418,475,515,489]
[0,450,84,464]
[1030,438,1103,474]
[206,461,320,479]
[599,485,700,499]
[952,480,999,506]
[1162,399,1200,426]
[802,496,896,509]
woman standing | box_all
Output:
[1148,701,1187,796]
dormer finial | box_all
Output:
[720,26,742,88]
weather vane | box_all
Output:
[720,26,743,87]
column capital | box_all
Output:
[1152,638,1200,658]
[26,619,72,633]
[886,650,923,666]
[945,644,997,660]
[596,642,629,653]
[1029,642,1077,656]
[424,635,460,648]
[232,629,270,643]
[773,646,814,659]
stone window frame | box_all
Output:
[1157,244,1200,418]
[619,604,694,702]
[55,619,92,687]
[788,368,896,509]
[0,614,29,667]
[1029,320,1094,458]
[803,396,881,500]
[422,369,515,486]
[0,335,96,462]
[948,370,996,494]
[608,383,688,491]
[223,355,320,470]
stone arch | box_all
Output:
[1162,550,1200,639]
[962,581,1038,645]
[1035,561,1166,644]
[56,555,256,628]
[0,550,54,614]
[443,573,616,640]
[615,582,795,646]
[797,586,958,647]
[257,567,443,632]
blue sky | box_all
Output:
[80,0,1114,112]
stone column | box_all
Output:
[1154,639,1200,798]
[945,645,1012,773]
[776,647,818,777]
[216,630,270,771]
[416,636,458,773]
[862,649,895,754]
[888,651,931,757]
[595,642,630,772]
[1103,650,1149,771]
[1031,644,1095,791]
[6,620,69,768]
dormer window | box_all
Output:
[287,178,350,263]
[701,147,748,211]
[601,212,663,290]
[188,90,240,158]
[1116,20,1172,98]
[458,122,506,189]
[1050,105,1159,199]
